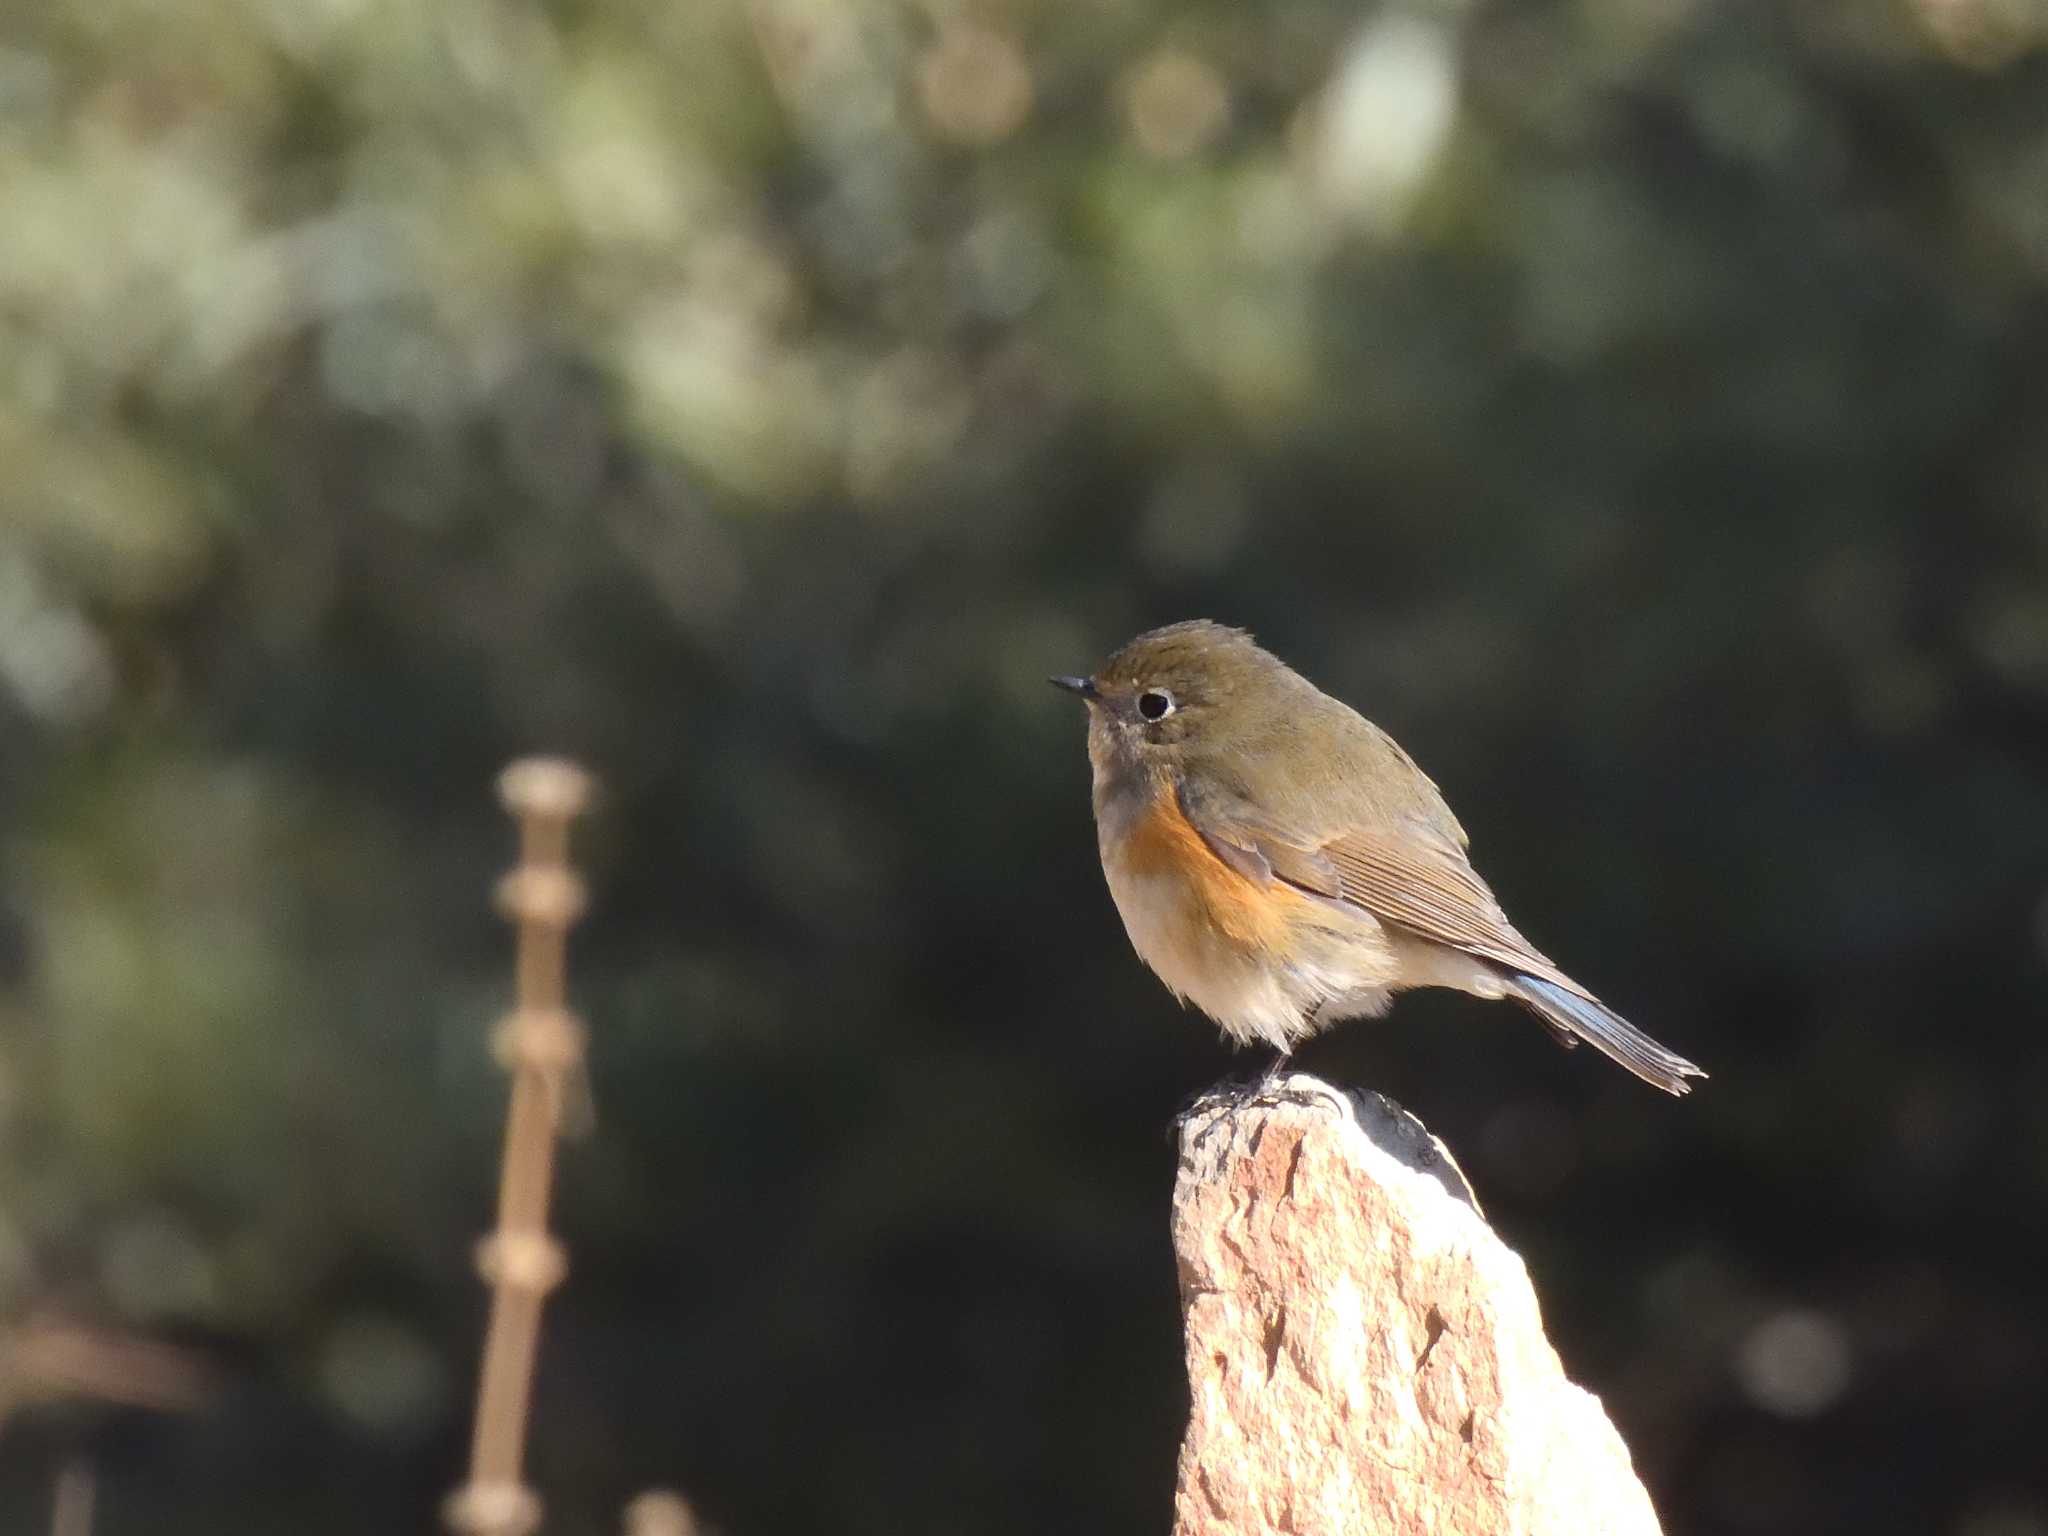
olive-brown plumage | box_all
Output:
[1054,620,1705,1094]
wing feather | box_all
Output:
[1177,780,1591,999]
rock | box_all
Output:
[1170,1075,1663,1536]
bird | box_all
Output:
[1052,620,1704,1095]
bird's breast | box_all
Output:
[1091,773,1399,1048]
[1095,780,1310,1035]
[1104,788,1294,951]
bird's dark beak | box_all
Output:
[1049,675,1098,701]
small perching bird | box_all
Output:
[1053,621,1705,1095]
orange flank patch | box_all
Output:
[1117,789,1303,950]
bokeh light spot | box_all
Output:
[917,24,1032,147]
[1736,1308,1853,1417]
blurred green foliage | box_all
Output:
[4,0,2048,1532]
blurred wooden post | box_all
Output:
[445,759,594,1536]
[49,1460,95,1536]
[623,1490,701,1536]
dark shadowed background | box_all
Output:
[3,1,2048,1532]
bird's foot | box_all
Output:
[1176,1054,1335,1146]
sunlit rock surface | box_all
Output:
[1171,1075,1662,1536]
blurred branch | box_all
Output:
[444,759,595,1536]
[624,1489,706,1536]
[0,1313,211,1426]
[49,1459,95,1536]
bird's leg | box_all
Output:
[1183,1014,1326,1142]
[1211,1055,1286,1117]
[1250,1003,1348,1108]
[1181,1047,1290,1140]
[1258,1047,1291,1091]
[1260,997,1331,1090]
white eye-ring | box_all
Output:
[1137,689,1175,722]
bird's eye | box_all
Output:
[1138,689,1175,721]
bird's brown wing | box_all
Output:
[1176,780,1592,1000]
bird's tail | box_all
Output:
[1504,973,1706,1096]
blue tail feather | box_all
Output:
[1504,974,1705,1096]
